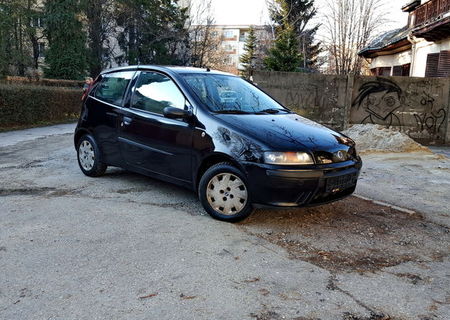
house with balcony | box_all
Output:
[359,0,450,77]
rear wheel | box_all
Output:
[77,134,107,177]
[198,162,253,222]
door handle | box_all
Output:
[122,116,132,126]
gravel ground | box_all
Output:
[356,151,450,228]
[0,125,449,320]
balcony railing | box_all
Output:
[414,0,450,27]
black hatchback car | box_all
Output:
[75,66,362,222]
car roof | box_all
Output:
[100,65,235,77]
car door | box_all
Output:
[87,70,135,166]
[118,71,194,183]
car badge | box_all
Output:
[335,151,345,161]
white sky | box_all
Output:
[202,0,409,34]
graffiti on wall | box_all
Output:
[285,83,322,111]
[281,79,345,129]
[255,71,449,143]
[411,91,447,136]
[352,78,403,126]
[351,77,448,141]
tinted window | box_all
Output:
[95,71,134,105]
[182,74,287,114]
[131,72,185,114]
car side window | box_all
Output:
[131,71,185,114]
[94,71,134,106]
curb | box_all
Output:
[353,194,416,215]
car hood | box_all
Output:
[214,113,349,152]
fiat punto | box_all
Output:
[75,66,362,222]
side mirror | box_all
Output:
[163,107,192,120]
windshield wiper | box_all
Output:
[215,110,253,114]
[260,108,290,114]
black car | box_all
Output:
[75,66,362,222]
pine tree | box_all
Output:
[0,2,13,77]
[239,26,257,79]
[0,0,37,77]
[81,0,116,77]
[44,0,88,80]
[264,25,301,72]
[270,0,321,71]
[116,0,189,65]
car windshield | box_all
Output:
[182,73,290,114]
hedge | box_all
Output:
[3,76,85,88]
[0,83,83,129]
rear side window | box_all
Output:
[94,71,134,105]
[131,71,185,114]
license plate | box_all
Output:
[326,173,357,193]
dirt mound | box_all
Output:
[343,124,431,153]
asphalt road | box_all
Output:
[0,124,449,320]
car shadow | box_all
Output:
[100,167,204,216]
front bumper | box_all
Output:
[243,159,362,207]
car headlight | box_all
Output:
[263,152,314,165]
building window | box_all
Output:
[38,42,45,58]
[425,51,450,77]
[239,31,249,42]
[371,67,394,76]
[392,64,410,77]
[223,57,232,65]
[31,16,44,28]
[223,44,236,53]
[223,30,234,38]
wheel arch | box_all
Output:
[195,153,246,190]
[74,128,91,149]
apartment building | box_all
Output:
[210,25,272,74]
[359,0,450,77]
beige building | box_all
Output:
[209,25,272,74]
[359,0,450,77]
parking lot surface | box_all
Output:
[0,125,449,319]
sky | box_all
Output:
[199,0,409,34]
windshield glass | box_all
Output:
[182,74,289,114]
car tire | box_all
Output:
[77,134,107,177]
[198,162,254,222]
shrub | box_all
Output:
[0,83,82,128]
[4,76,84,88]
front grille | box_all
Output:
[309,186,355,205]
[296,192,312,205]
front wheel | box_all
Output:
[198,162,254,222]
[77,134,107,177]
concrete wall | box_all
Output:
[253,71,349,130]
[350,76,449,144]
[253,71,450,145]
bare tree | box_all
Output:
[186,0,221,68]
[322,0,387,75]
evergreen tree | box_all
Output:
[44,0,88,80]
[0,2,13,76]
[270,0,321,71]
[0,0,36,77]
[240,26,257,79]
[82,0,116,77]
[115,0,189,65]
[264,25,301,72]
